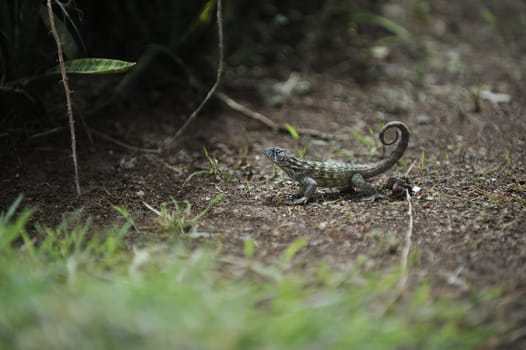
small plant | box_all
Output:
[184,146,231,185]
[469,85,483,113]
[279,236,308,268]
[419,149,427,171]
[333,5,413,46]
[411,0,431,26]
[346,210,358,224]
[283,123,300,141]
[480,7,496,26]
[503,149,512,167]
[0,196,34,253]
[351,128,376,148]
[243,237,255,259]
[297,146,307,158]
[144,194,223,234]
[113,205,140,233]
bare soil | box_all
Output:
[1,3,525,349]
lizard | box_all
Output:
[264,121,410,204]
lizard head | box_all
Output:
[264,147,304,179]
[264,147,293,166]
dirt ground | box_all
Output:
[1,2,525,348]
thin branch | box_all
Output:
[29,127,65,139]
[89,128,160,154]
[397,189,414,291]
[47,0,81,196]
[173,0,224,140]
[404,160,417,177]
[214,91,279,129]
[214,91,335,140]
[380,189,414,316]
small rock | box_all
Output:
[416,114,431,125]
[371,45,390,60]
[376,87,415,113]
[480,90,511,104]
[120,157,137,169]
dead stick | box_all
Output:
[397,189,414,290]
[214,91,334,140]
[404,160,417,177]
[214,91,279,130]
[380,189,414,315]
[173,0,224,140]
[89,128,160,154]
[47,0,81,196]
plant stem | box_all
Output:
[173,0,224,140]
[46,0,81,196]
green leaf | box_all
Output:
[352,12,412,44]
[190,194,224,225]
[179,0,217,45]
[283,123,300,140]
[481,8,496,26]
[298,146,307,158]
[243,238,255,259]
[280,237,308,264]
[350,129,375,147]
[199,0,217,24]
[46,58,136,75]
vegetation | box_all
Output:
[0,197,497,349]
[1,0,403,118]
[2,1,519,349]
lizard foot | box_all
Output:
[286,196,309,205]
[385,176,413,197]
[360,192,385,202]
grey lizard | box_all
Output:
[264,121,410,204]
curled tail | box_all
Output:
[361,121,410,178]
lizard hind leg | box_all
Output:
[350,173,383,201]
[295,184,307,197]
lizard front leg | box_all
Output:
[289,176,317,204]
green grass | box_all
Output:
[0,198,496,349]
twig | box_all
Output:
[292,128,334,140]
[397,189,414,291]
[380,189,414,315]
[404,160,417,177]
[89,128,160,154]
[143,201,161,216]
[214,91,279,130]
[47,0,81,196]
[29,127,65,139]
[214,91,334,140]
[173,0,224,140]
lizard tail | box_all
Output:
[362,121,410,178]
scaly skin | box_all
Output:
[264,121,410,204]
